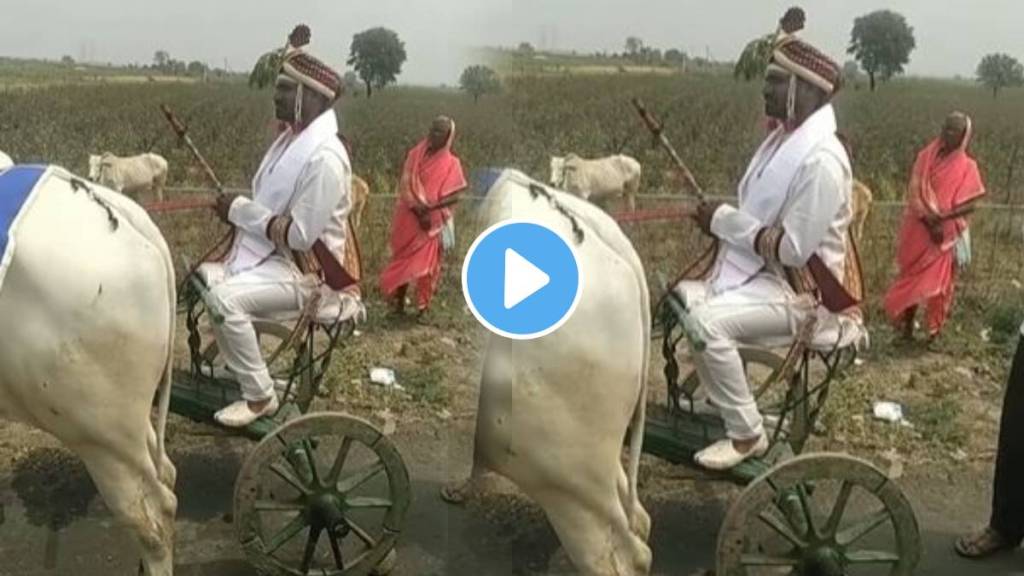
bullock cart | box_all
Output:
[626,98,921,576]
[151,105,410,576]
[641,283,921,576]
[167,272,410,576]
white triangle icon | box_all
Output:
[504,249,550,310]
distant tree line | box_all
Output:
[151,50,211,78]
[732,8,1023,98]
[54,52,229,79]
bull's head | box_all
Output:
[87,154,102,181]
[548,156,565,187]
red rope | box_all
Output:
[611,206,695,224]
[142,197,216,214]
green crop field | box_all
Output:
[2,72,1024,329]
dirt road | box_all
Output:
[0,413,1017,576]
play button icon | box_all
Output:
[463,220,583,340]
[503,249,550,309]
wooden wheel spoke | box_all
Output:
[346,518,378,547]
[301,439,322,487]
[836,509,891,547]
[271,462,313,496]
[757,510,807,549]
[327,437,354,485]
[346,496,393,510]
[823,480,854,538]
[844,549,901,564]
[327,525,346,569]
[795,484,818,537]
[255,498,305,512]
[265,513,308,555]
[337,461,385,494]
[740,553,800,567]
[300,525,322,574]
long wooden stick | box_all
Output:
[160,104,225,195]
[631,98,705,202]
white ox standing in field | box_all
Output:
[88,152,169,202]
[458,169,652,574]
[550,153,642,212]
[0,166,177,575]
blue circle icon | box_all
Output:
[462,220,583,340]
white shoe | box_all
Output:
[214,395,279,428]
[694,435,769,471]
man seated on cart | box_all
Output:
[678,10,864,471]
[201,25,361,428]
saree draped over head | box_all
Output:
[883,116,986,335]
[379,122,467,309]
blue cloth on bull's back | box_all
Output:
[0,165,49,290]
[467,167,508,210]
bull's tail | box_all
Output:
[625,264,651,520]
[154,234,176,481]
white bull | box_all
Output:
[463,169,652,574]
[549,154,642,212]
[88,152,169,202]
[0,167,177,575]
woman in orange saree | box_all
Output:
[884,112,986,341]
[379,116,467,319]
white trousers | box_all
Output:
[199,257,311,401]
[676,274,808,441]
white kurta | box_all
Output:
[677,105,854,441]
[201,110,352,401]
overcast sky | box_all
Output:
[0,1,1019,85]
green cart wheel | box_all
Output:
[717,453,920,576]
[234,413,411,576]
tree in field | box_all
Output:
[187,60,208,77]
[153,50,170,71]
[61,55,75,66]
[664,48,687,66]
[347,27,407,98]
[460,65,500,102]
[977,53,1024,98]
[847,10,916,91]
[625,37,644,58]
[518,42,535,55]
[170,60,187,76]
